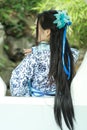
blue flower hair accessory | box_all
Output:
[53,10,71,29]
[53,10,72,79]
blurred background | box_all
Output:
[0,0,87,95]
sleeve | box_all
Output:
[10,53,36,96]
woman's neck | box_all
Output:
[40,41,49,44]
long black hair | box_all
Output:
[36,10,75,130]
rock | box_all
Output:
[4,36,35,62]
[0,23,6,56]
[75,49,86,72]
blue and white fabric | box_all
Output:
[10,42,79,97]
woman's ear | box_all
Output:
[45,29,51,37]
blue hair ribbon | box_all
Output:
[62,27,70,79]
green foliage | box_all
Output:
[0,0,40,38]
[67,1,87,48]
[0,0,87,48]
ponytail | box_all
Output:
[37,10,75,130]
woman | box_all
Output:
[10,10,75,130]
